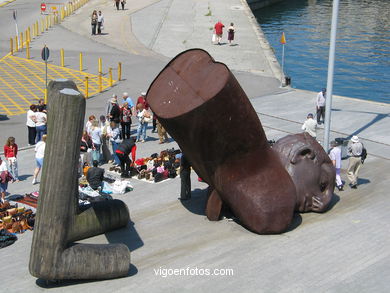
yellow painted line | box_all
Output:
[0,78,25,112]
[0,66,40,105]
[0,92,13,116]
[7,59,45,85]
[0,0,16,8]
[2,58,45,92]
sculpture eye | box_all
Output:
[320,182,327,192]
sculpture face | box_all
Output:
[273,133,335,213]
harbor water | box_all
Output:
[253,0,389,104]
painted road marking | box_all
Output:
[0,55,115,116]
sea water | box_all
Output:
[253,0,389,104]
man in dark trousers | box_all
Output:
[115,138,137,178]
[179,153,191,200]
[86,160,105,190]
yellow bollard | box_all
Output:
[10,38,13,55]
[15,36,18,51]
[26,41,30,59]
[79,52,83,71]
[35,21,38,36]
[27,27,31,42]
[118,62,122,81]
[20,33,23,50]
[46,16,48,30]
[85,77,89,98]
[60,49,64,67]
[44,88,48,104]
[98,57,102,74]
[99,73,102,92]
[109,68,113,86]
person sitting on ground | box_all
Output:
[301,113,318,138]
[86,160,105,190]
[115,138,137,178]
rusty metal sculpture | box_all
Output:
[147,49,299,234]
[273,133,335,213]
[29,80,131,280]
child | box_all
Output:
[4,137,19,181]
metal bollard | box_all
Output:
[79,52,83,71]
[98,57,102,74]
[99,73,102,92]
[10,38,13,55]
[60,49,64,67]
[118,62,122,81]
[85,76,89,98]
[26,41,30,59]
[109,68,113,86]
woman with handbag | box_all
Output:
[136,103,152,143]
[91,10,98,35]
[120,102,132,140]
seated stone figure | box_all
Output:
[272,133,335,213]
[146,49,335,234]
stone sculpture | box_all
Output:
[146,49,334,234]
[29,80,131,280]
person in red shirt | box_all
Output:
[214,21,225,45]
[136,92,149,110]
[3,137,19,181]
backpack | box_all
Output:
[361,147,367,163]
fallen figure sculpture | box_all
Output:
[146,49,335,234]
[29,80,131,280]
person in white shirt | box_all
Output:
[316,88,326,124]
[26,105,37,146]
[97,11,104,34]
[32,134,46,184]
[301,113,317,138]
[329,140,343,191]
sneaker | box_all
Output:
[337,185,344,191]
[141,139,145,143]
[32,178,36,185]
[351,184,357,189]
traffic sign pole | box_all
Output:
[41,45,50,103]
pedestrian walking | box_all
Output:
[301,113,318,138]
[91,10,98,35]
[347,136,364,189]
[26,104,37,146]
[32,134,46,185]
[0,156,14,203]
[109,98,121,123]
[179,154,191,201]
[122,92,135,114]
[227,23,235,45]
[114,0,120,10]
[106,94,118,118]
[214,20,225,45]
[120,102,132,140]
[35,108,47,143]
[97,11,104,34]
[85,115,96,134]
[90,120,102,163]
[329,140,343,191]
[120,0,126,10]
[136,103,152,143]
[156,119,168,144]
[4,137,19,182]
[316,88,326,124]
[107,121,122,166]
[99,115,111,163]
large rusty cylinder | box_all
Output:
[29,80,131,280]
[147,49,297,234]
[273,133,335,213]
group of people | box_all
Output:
[26,99,47,146]
[79,91,170,176]
[114,0,126,10]
[91,10,104,35]
[301,90,366,191]
[213,21,235,45]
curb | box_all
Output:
[0,0,15,8]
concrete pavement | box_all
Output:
[0,0,389,292]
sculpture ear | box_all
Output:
[290,146,316,164]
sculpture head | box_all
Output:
[273,133,335,213]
